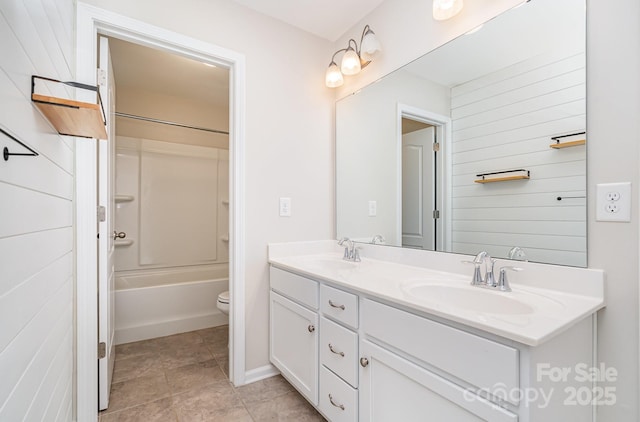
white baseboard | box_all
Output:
[115,313,229,345]
[243,364,280,385]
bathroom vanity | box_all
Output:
[268,241,605,422]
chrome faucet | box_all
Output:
[508,246,528,262]
[464,251,518,291]
[338,237,361,262]
[371,234,385,245]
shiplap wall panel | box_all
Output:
[0,183,73,237]
[0,0,74,420]
[0,228,73,296]
[451,52,585,105]
[0,298,72,420]
[25,329,73,421]
[450,47,586,266]
[0,253,72,351]
[453,206,585,222]
[452,115,585,153]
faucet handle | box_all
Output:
[462,260,484,285]
[353,247,361,262]
[497,266,522,292]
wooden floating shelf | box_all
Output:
[32,93,108,139]
[31,75,108,140]
[475,169,530,184]
[550,139,586,149]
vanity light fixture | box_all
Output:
[433,0,464,21]
[325,25,381,88]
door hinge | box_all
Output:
[98,205,106,222]
[97,69,107,87]
[433,142,440,152]
[98,342,106,359]
[433,210,440,219]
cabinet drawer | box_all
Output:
[362,299,519,400]
[270,266,318,309]
[320,365,358,422]
[320,284,358,329]
[320,317,358,388]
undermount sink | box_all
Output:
[402,282,535,315]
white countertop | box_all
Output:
[268,242,605,347]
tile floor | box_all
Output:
[100,325,325,421]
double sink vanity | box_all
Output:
[268,240,604,421]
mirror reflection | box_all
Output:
[336,0,586,267]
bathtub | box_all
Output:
[114,264,229,345]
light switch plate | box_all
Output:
[596,182,631,222]
[279,197,291,217]
[368,200,377,217]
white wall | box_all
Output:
[336,0,640,420]
[81,0,336,373]
[450,51,586,266]
[0,0,75,420]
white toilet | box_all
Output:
[217,291,230,315]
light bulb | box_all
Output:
[341,47,361,75]
[433,0,463,21]
[360,29,381,61]
[325,62,344,88]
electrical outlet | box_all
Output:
[606,192,621,201]
[596,182,631,222]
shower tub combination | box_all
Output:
[114,264,229,345]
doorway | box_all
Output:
[397,104,452,252]
[98,35,232,409]
[76,5,246,420]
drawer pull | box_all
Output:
[308,325,315,333]
[328,394,345,410]
[328,300,345,310]
[328,343,345,357]
[360,357,369,367]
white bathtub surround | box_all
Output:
[114,264,229,344]
[268,240,604,346]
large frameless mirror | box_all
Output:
[336,0,586,267]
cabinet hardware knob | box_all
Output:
[308,325,315,333]
[113,231,126,240]
[328,394,345,410]
[328,343,345,357]
[328,300,345,310]
[360,357,369,367]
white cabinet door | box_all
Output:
[270,291,319,406]
[359,340,517,422]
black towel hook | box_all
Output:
[1,127,39,161]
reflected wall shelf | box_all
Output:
[550,139,586,149]
[549,131,586,149]
[31,75,108,139]
[115,195,135,203]
[115,239,134,247]
[475,169,530,184]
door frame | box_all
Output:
[75,4,246,420]
[396,104,452,251]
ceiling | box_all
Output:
[231,0,386,42]
[107,37,229,109]
[107,1,380,110]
